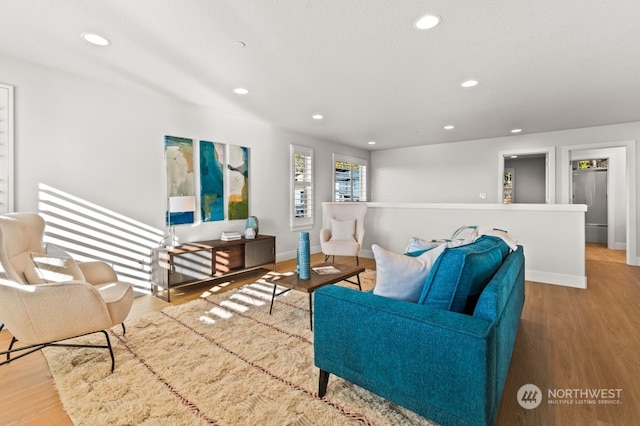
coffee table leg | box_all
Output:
[356,273,362,291]
[269,284,277,315]
[309,293,313,330]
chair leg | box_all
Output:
[0,330,116,372]
[7,336,17,361]
[356,256,359,266]
[122,323,126,335]
[101,330,115,373]
[318,369,330,397]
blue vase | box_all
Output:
[246,216,259,235]
[298,231,310,280]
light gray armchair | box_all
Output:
[0,213,133,372]
[320,202,367,266]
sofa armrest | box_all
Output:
[320,228,331,243]
[78,260,118,285]
[314,285,496,425]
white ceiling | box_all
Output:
[2,0,640,151]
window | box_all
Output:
[333,154,367,202]
[290,145,314,230]
[0,83,14,213]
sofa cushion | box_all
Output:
[330,218,356,241]
[418,235,510,312]
[478,228,518,251]
[372,243,446,302]
[24,253,86,284]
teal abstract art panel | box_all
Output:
[165,136,195,225]
[199,140,225,222]
[227,145,249,220]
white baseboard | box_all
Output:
[525,269,587,289]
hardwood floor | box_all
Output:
[1,249,637,425]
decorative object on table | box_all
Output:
[246,215,259,235]
[245,227,256,239]
[164,135,196,248]
[227,145,250,220]
[220,231,242,241]
[165,195,196,248]
[199,140,225,222]
[298,231,311,279]
[312,265,342,275]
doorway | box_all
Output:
[561,141,637,266]
[571,159,609,244]
[503,154,547,203]
[498,147,555,204]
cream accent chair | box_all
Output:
[0,213,133,372]
[320,202,368,266]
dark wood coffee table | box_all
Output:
[265,262,365,330]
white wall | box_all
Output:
[371,125,639,263]
[363,203,587,288]
[0,55,370,261]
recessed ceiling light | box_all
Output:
[368,141,376,145]
[81,32,110,46]
[511,155,519,158]
[312,114,324,120]
[233,41,246,48]
[233,88,249,95]
[461,80,478,88]
[444,125,455,130]
[511,128,523,133]
[414,15,441,30]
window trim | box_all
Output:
[332,153,367,202]
[290,144,314,231]
[0,83,14,213]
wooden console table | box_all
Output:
[151,234,276,301]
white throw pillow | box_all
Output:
[405,237,444,253]
[24,253,85,284]
[372,243,446,302]
[330,218,356,241]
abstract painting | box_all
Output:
[227,145,249,220]
[199,140,225,222]
[164,136,195,225]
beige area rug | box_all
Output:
[42,270,436,425]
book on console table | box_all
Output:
[220,231,242,241]
[312,265,342,275]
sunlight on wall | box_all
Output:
[38,183,164,293]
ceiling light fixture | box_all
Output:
[511,128,523,133]
[233,88,249,95]
[461,79,478,88]
[444,125,455,130]
[233,41,246,48]
[81,32,110,46]
[414,14,441,30]
[368,141,376,145]
[312,114,324,120]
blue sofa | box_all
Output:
[314,236,525,426]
